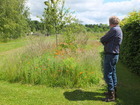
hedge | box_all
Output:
[120,11,140,75]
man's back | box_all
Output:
[100,25,123,54]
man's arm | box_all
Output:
[100,28,116,44]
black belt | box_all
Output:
[105,53,119,55]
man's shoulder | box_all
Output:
[111,26,122,32]
[113,26,121,29]
[110,27,116,32]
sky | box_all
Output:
[26,0,140,24]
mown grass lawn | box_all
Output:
[0,81,111,105]
[0,36,140,105]
[0,63,140,105]
[0,37,29,53]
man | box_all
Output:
[100,16,123,102]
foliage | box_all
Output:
[85,24,109,32]
[62,23,86,45]
[42,0,75,35]
[29,20,44,33]
[0,0,30,41]
[120,11,140,75]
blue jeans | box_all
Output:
[104,54,119,91]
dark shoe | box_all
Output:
[102,91,115,102]
[114,87,117,98]
[104,87,117,97]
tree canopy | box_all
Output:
[42,0,75,35]
[0,0,29,41]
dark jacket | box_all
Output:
[100,25,123,54]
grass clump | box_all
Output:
[0,34,102,88]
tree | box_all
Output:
[29,20,44,32]
[0,0,29,41]
[42,0,75,45]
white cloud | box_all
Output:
[26,0,46,21]
[26,0,140,24]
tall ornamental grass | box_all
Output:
[0,34,103,88]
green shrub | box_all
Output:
[120,11,140,75]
